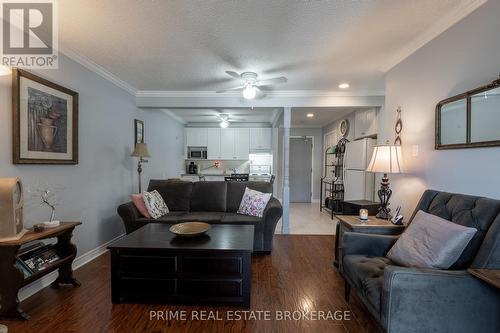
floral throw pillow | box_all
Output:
[237,187,272,218]
[142,190,169,219]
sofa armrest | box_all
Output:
[342,232,399,257]
[381,266,500,333]
[261,197,283,252]
[117,202,144,234]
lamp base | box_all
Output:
[376,173,392,220]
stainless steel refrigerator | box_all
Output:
[343,138,376,201]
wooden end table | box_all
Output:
[467,269,500,289]
[0,222,81,320]
[334,215,405,273]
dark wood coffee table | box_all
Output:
[108,223,254,307]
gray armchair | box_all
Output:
[341,190,500,333]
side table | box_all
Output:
[334,215,405,273]
[0,222,81,320]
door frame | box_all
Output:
[290,135,314,202]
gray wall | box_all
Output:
[380,0,500,218]
[0,54,184,257]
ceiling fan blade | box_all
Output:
[255,76,288,86]
[255,86,265,98]
[216,85,245,93]
[225,71,241,79]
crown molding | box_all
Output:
[379,0,487,72]
[58,45,138,96]
[135,89,385,99]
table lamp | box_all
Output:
[131,143,150,192]
[366,145,403,220]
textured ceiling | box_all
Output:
[59,0,478,92]
[292,107,367,127]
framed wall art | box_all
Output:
[134,119,144,145]
[12,69,79,164]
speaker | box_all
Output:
[0,178,27,241]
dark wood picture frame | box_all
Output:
[12,69,79,164]
[435,77,500,150]
[134,119,144,145]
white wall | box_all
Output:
[0,54,184,258]
[381,0,500,218]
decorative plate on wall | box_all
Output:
[339,119,349,137]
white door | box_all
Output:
[344,170,366,201]
[345,139,368,170]
[207,128,221,159]
[220,129,235,159]
[234,128,250,160]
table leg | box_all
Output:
[0,245,29,320]
[50,228,81,288]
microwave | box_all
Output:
[187,147,207,159]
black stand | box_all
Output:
[376,173,392,220]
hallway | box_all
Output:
[276,203,337,235]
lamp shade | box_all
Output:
[366,145,403,174]
[131,143,150,158]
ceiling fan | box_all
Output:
[196,110,250,128]
[216,71,288,99]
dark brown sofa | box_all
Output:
[117,180,283,253]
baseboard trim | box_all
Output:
[18,233,125,301]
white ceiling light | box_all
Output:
[242,85,257,99]
[339,83,350,89]
[220,119,229,128]
[307,113,314,118]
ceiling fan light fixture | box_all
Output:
[339,83,350,89]
[220,120,229,128]
[242,85,257,99]
[307,113,314,118]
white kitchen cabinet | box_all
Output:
[206,128,221,159]
[185,128,208,147]
[220,128,236,159]
[234,128,250,160]
[249,128,272,150]
[354,108,378,139]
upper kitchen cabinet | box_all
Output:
[250,128,272,151]
[220,128,250,160]
[354,108,378,139]
[207,128,221,159]
[186,128,208,147]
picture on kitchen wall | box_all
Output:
[134,119,144,144]
[13,69,79,164]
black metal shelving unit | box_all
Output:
[320,138,348,219]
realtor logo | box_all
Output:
[0,0,58,68]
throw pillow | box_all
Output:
[142,190,169,219]
[387,210,477,269]
[237,187,272,218]
[130,193,150,218]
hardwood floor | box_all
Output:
[2,235,384,333]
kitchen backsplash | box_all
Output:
[185,160,250,175]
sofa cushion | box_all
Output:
[178,212,224,223]
[237,187,272,217]
[136,211,186,223]
[226,181,273,212]
[343,255,394,313]
[147,180,193,211]
[413,190,500,269]
[190,181,227,212]
[387,210,477,269]
[222,213,263,224]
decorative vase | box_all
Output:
[37,119,58,150]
